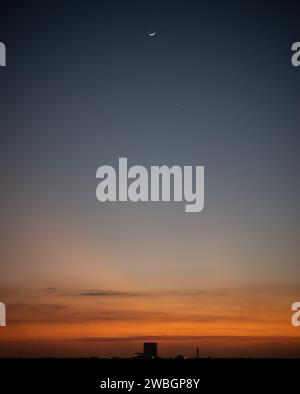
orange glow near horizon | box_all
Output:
[1,283,299,358]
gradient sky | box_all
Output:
[0,0,299,357]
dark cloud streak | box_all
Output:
[79,290,141,297]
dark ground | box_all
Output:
[0,358,299,392]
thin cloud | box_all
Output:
[8,303,67,312]
[73,335,300,343]
[41,287,58,293]
[79,290,141,297]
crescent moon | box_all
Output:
[149,32,156,37]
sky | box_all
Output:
[0,0,299,357]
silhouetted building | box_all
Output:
[196,347,199,359]
[135,342,158,359]
[143,342,158,358]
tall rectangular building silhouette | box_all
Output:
[143,342,158,358]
